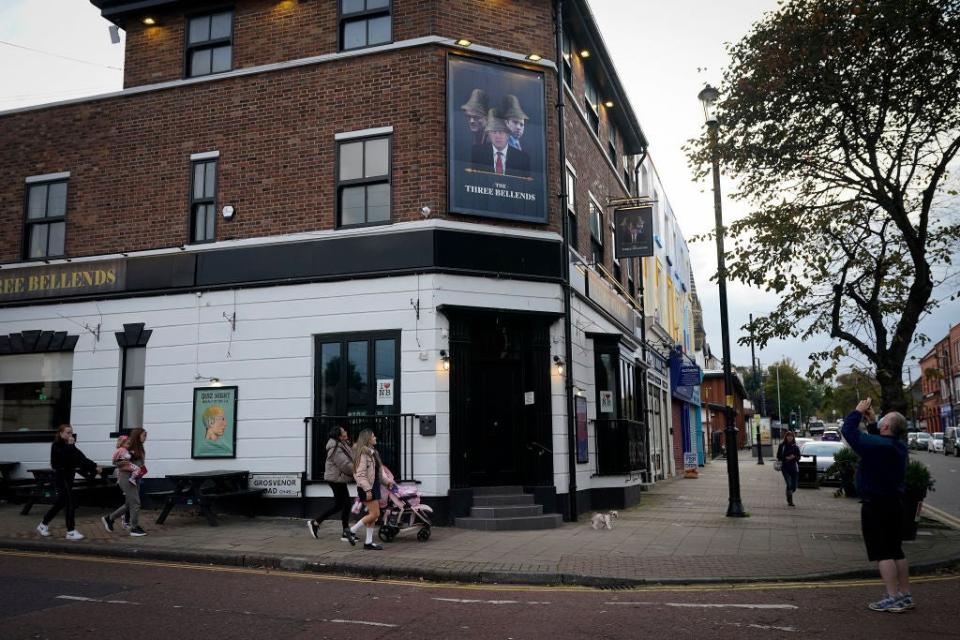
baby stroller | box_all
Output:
[377,466,433,542]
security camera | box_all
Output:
[420,206,431,218]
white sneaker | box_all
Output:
[65,530,85,541]
[36,523,50,537]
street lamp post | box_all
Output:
[699,84,746,517]
[749,314,763,465]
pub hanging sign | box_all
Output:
[0,259,126,302]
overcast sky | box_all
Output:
[1,0,956,386]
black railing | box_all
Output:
[304,414,418,483]
[595,418,647,476]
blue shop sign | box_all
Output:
[669,350,702,402]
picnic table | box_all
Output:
[0,462,20,500]
[19,465,116,515]
[152,470,265,527]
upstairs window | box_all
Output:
[340,0,391,51]
[190,158,218,243]
[338,135,391,227]
[561,30,573,87]
[24,177,68,260]
[186,10,233,77]
[584,75,600,136]
[589,199,603,266]
[566,169,578,252]
[607,125,617,165]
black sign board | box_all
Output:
[614,206,654,258]
[447,55,548,224]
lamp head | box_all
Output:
[697,84,720,125]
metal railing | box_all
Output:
[594,418,647,476]
[303,414,419,483]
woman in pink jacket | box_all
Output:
[347,429,394,550]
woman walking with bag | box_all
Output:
[347,429,394,550]
[776,430,802,507]
[101,427,148,537]
[307,426,358,544]
[37,424,101,541]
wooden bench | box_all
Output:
[19,466,117,515]
[154,471,265,527]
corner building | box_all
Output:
[0,0,653,524]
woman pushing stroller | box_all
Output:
[347,429,394,550]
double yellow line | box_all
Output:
[0,549,958,594]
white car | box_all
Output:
[927,433,944,453]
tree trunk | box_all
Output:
[877,359,907,415]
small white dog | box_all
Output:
[590,510,619,530]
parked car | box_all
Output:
[821,430,841,442]
[800,441,846,484]
[795,437,814,449]
[944,427,959,456]
[907,432,919,449]
[927,433,944,453]
[913,432,932,451]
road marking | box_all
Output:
[433,597,550,605]
[604,602,798,609]
[3,550,957,595]
[329,619,398,628]
[725,622,799,632]
[923,503,960,529]
[56,595,141,605]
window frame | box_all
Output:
[566,165,578,253]
[588,195,603,266]
[184,8,235,79]
[23,177,68,261]
[189,157,219,244]
[583,74,600,135]
[338,0,393,52]
[336,134,392,229]
[117,345,146,434]
[561,30,574,87]
[313,330,401,416]
[607,124,617,166]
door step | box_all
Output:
[454,487,561,530]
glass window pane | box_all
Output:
[0,380,72,433]
[191,49,212,77]
[27,184,47,219]
[193,205,206,241]
[188,16,210,44]
[339,142,363,181]
[122,389,144,429]
[210,12,232,39]
[211,45,231,73]
[47,222,65,256]
[366,183,390,222]
[374,339,396,381]
[124,347,146,387]
[204,204,216,240]
[364,138,389,177]
[320,343,341,415]
[368,15,390,45]
[340,186,365,226]
[47,182,67,216]
[367,0,389,8]
[204,161,217,198]
[193,163,205,199]
[347,341,369,412]
[29,224,48,258]
[343,20,366,49]
[342,0,364,14]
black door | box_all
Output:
[467,359,523,486]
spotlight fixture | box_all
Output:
[604,100,614,108]
[553,355,565,375]
[579,49,590,58]
[439,349,451,371]
[527,53,543,61]
[142,17,156,25]
[210,378,222,387]
[455,38,472,47]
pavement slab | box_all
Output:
[2,456,958,586]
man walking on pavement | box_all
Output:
[841,397,913,613]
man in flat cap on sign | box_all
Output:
[500,94,528,151]
[460,88,489,146]
[470,109,531,176]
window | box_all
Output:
[186,10,233,77]
[0,353,73,436]
[584,75,600,135]
[589,199,603,265]
[607,125,617,165]
[340,0,391,51]
[118,346,145,432]
[566,169,577,252]
[315,331,399,416]
[625,258,635,298]
[338,136,390,227]
[24,179,67,259]
[190,159,218,243]
[561,30,573,87]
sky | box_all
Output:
[1,0,956,386]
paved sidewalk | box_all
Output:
[2,457,958,586]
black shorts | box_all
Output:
[861,498,905,562]
[357,483,381,502]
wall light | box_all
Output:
[142,17,156,25]
[527,53,543,61]
[604,100,614,108]
[579,49,590,58]
[553,355,565,375]
[455,38,472,47]
[210,378,222,387]
[439,349,450,371]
